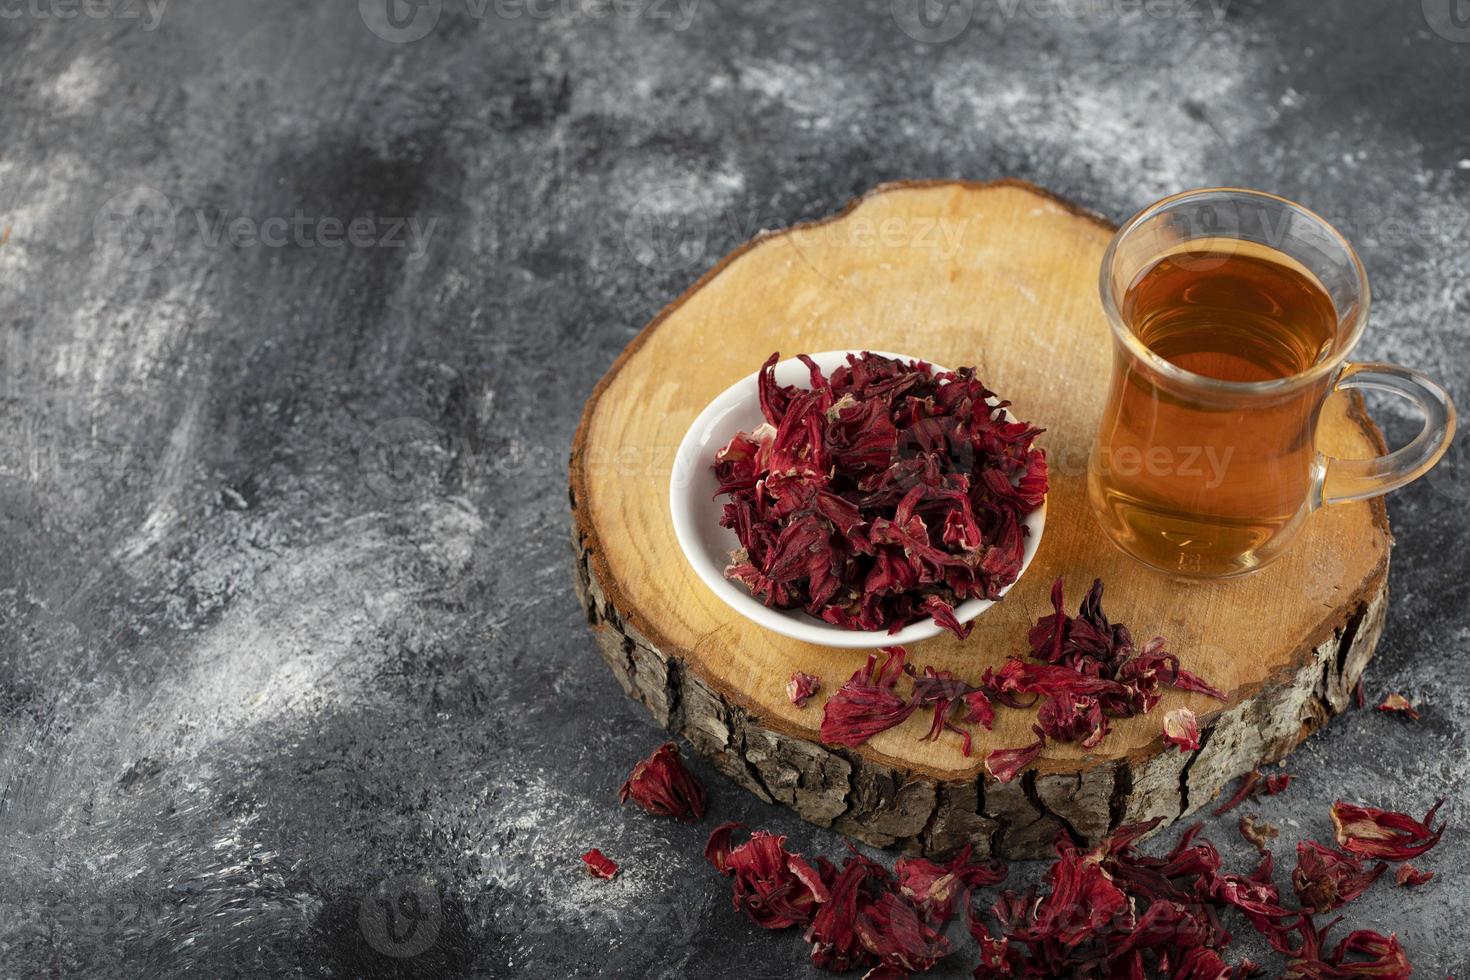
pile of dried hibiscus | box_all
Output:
[712,351,1047,637]
[606,712,1448,976]
[702,798,1447,979]
[817,578,1226,783]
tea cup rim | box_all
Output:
[1099,186,1371,395]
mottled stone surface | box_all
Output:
[1,1,1467,976]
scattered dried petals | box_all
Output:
[787,671,821,708]
[1214,769,1292,816]
[820,647,916,747]
[1214,770,1264,816]
[619,742,707,823]
[582,848,618,879]
[1292,840,1388,913]
[1395,863,1434,887]
[1331,799,1447,861]
[1376,693,1421,721]
[1163,707,1201,752]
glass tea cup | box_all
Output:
[1089,188,1456,578]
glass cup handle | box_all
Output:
[1320,362,1458,505]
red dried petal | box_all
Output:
[962,688,995,730]
[704,820,744,874]
[1026,576,1069,664]
[1375,693,1420,721]
[581,848,618,879]
[787,671,821,708]
[619,742,707,823]
[984,728,1046,784]
[1171,667,1228,702]
[1395,863,1434,887]
[1331,799,1446,861]
[820,647,917,747]
[1162,707,1201,752]
[705,823,830,930]
[1292,840,1388,913]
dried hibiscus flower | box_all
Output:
[712,352,1047,637]
[1375,693,1420,721]
[705,822,829,930]
[619,742,707,823]
[893,845,1007,927]
[983,578,1225,780]
[1331,799,1446,861]
[1163,707,1201,752]
[1291,840,1387,913]
[581,848,618,880]
[1286,924,1412,979]
[820,647,916,747]
[787,671,821,708]
[808,850,954,975]
[1395,863,1434,887]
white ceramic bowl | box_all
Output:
[669,350,1047,648]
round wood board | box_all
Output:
[570,179,1390,859]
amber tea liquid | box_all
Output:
[1090,243,1341,576]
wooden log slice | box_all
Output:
[570,180,1390,859]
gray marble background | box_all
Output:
[0,1,1467,976]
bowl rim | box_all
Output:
[668,350,1048,649]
